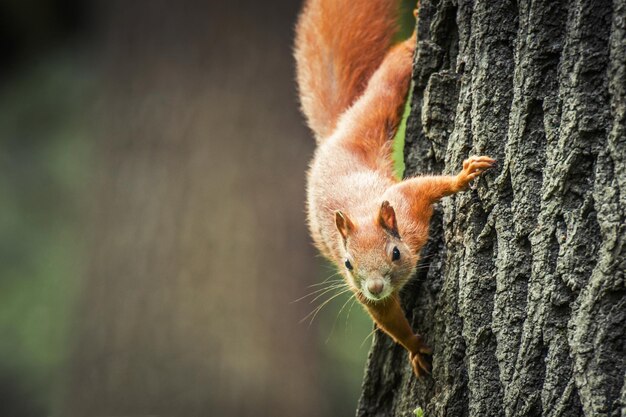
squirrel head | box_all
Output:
[335,201,418,302]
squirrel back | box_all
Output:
[295,0,415,262]
[294,0,400,142]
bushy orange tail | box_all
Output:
[294,0,401,142]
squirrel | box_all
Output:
[294,0,495,377]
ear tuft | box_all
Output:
[379,201,399,236]
[335,211,354,240]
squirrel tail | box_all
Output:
[295,0,401,143]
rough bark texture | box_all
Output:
[358,0,625,416]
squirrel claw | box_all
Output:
[409,335,432,377]
[410,351,432,378]
[457,155,496,190]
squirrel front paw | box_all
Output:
[410,349,432,378]
[409,336,433,378]
[456,155,496,190]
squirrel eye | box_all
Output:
[344,259,353,270]
[392,246,400,261]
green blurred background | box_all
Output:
[0,1,414,416]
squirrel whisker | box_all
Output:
[301,288,353,326]
[291,282,347,304]
[326,292,357,344]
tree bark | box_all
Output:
[357,0,625,416]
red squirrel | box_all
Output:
[294,0,495,377]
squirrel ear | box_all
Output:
[335,211,354,240]
[379,201,399,236]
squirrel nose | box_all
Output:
[367,279,384,295]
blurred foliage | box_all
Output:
[0,52,93,415]
[395,0,419,42]
[392,89,412,179]
[391,0,418,180]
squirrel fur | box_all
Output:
[294,0,495,377]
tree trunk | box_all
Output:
[357,0,625,416]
